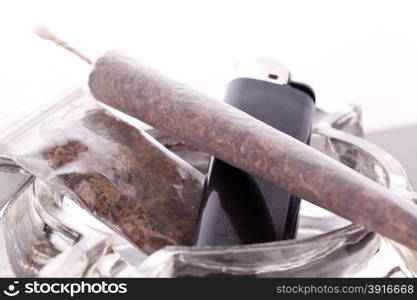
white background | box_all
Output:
[1,0,417,133]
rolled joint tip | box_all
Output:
[34,23,93,66]
[34,23,55,41]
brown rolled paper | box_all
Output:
[89,51,417,250]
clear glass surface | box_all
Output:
[1,105,416,277]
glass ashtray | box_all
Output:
[0,105,416,277]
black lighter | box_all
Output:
[193,58,316,246]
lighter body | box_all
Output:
[194,59,315,246]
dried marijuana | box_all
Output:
[40,109,204,253]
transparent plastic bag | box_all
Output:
[0,87,205,254]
